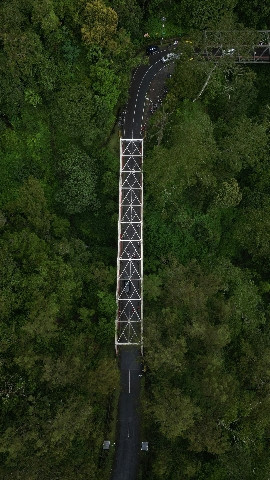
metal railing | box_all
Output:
[201,30,270,63]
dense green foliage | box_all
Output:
[0,0,142,478]
[139,0,270,39]
[142,36,270,480]
[1,0,270,478]
[0,178,119,479]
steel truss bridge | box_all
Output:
[115,139,143,352]
[114,29,270,353]
[201,30,270,63]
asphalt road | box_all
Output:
[123,48,169,138]
[111,47,172,480]
[110,348,142,480]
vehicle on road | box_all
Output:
[161,52,180,63]
[146,45,160,55]
[222,48,235,56]
[124,280,131,293]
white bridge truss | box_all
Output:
[115,139,143,352]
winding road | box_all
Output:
[111,47,172,480]
[110,34,270,479]
[123,48,172,138]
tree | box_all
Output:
[56,147,98,215]
[219,116,268,174]
[235,0,270,28]
[0,177,119,478]
[145,102,218,210]
[110,0,142,39]
[143,256,269,477]
[31,0,60,34]
[81,0,118,50]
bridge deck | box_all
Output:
[115,139,143,352]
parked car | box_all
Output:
[146,45,160,55]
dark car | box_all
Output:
[124,280,131,293]
[146,45,160,55]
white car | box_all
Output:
[161,52,180,63]
[222,48,235,56]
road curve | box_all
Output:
[111,47,170,480]
[111,36,270,479]
[123,49,169,138]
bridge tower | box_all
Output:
[115,139,143,354]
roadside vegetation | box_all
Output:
[142,4,270,479]
[0,1,139,478]
[0,0,270,479]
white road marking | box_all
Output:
[126,54,169,136]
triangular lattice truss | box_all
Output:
[202,30,270,63]
[115,139,143,351]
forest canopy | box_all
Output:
[0,0,270,479]
[142,29,270,480]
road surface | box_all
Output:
[123,48,171,138]
[111,47,172,480]
[110,348,142,480]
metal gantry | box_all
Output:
[115,139,143,353]
[202,30,270,63]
